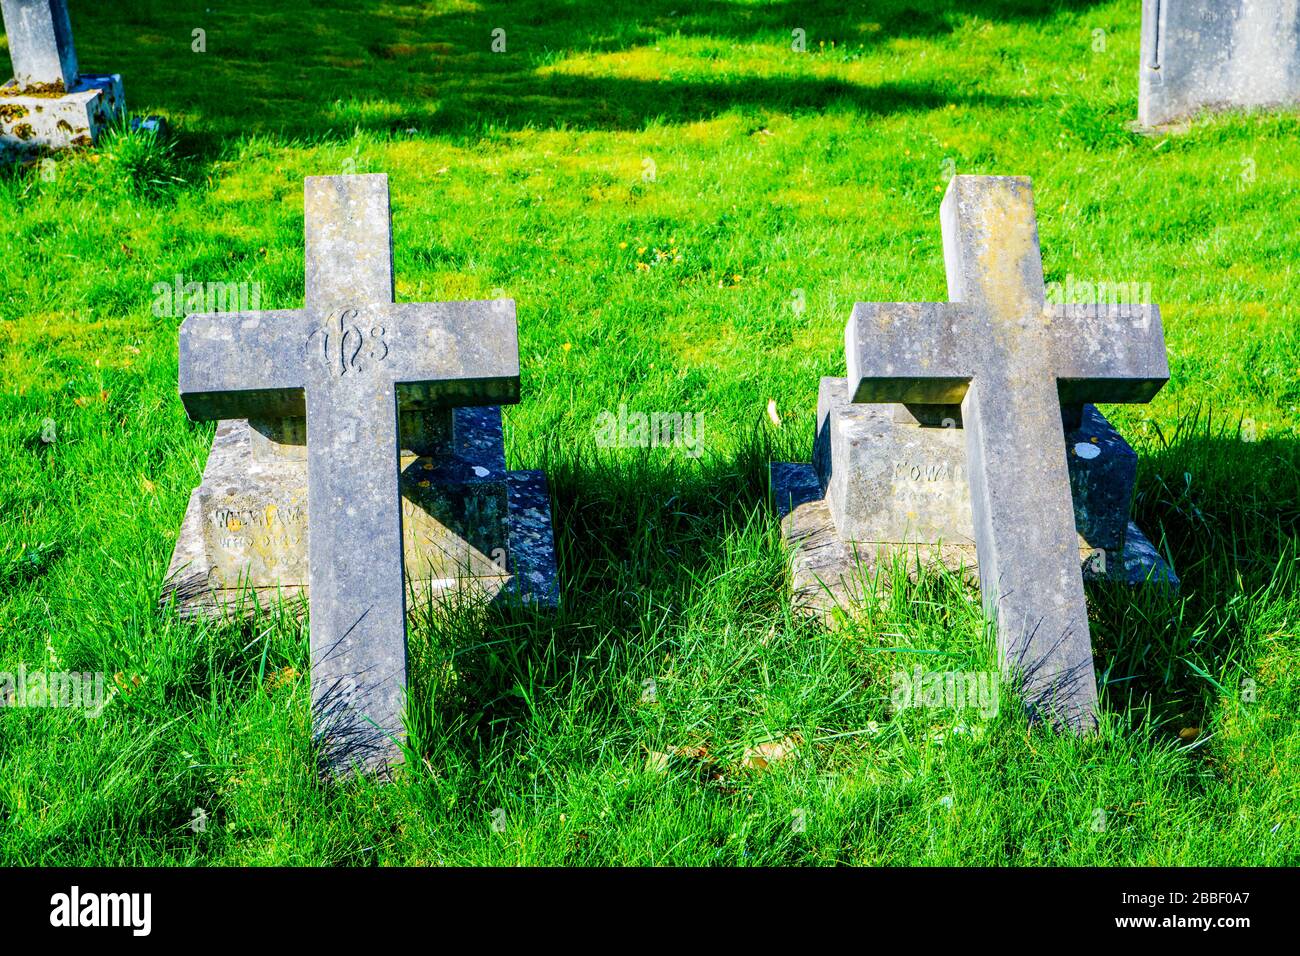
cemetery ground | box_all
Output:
[0,0,1297,866]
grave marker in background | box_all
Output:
[1140,0,1300,128]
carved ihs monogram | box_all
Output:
[306,308,389,376]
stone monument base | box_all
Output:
[772,461,1178,618]
[163,407,559,618]
[0,72,123,151]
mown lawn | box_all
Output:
[0,0,1296,865]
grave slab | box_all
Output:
[164,408,559,616]
[813,376,1148,556]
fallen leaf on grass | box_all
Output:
[741,733,802,771]
[645,751,671,773]
[112,672,143,695]
[265,666,299,692]
[675,744,711,761]
[645,743,714,775]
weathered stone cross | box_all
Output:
[178,174,519,773]
[846,176,1168,731]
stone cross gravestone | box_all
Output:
[173,174,555,774]
[1140,0,1300,128]
[0,0,123,151]
[775,176,1174,732]
[164,176,558,624]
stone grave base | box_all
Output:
[0,72,123,151]
[772,462,1178,619]
[163,409,559,618]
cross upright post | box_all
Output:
[178,174,520,774]
[0,0,77,89]
[845,176,1169,731]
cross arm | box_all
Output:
[385,300,521,409]
[845,301,972,404]
[178,309,308,421]
[1050,302,1169,404]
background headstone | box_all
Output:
[1140,0,1300,127]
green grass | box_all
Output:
[0,0,1297,865]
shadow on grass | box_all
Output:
[124,402,1295,863]
[1092,409,1299,732]
[399,406,1299,778]
[70,0,1110,147]
[402,428,784,774]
